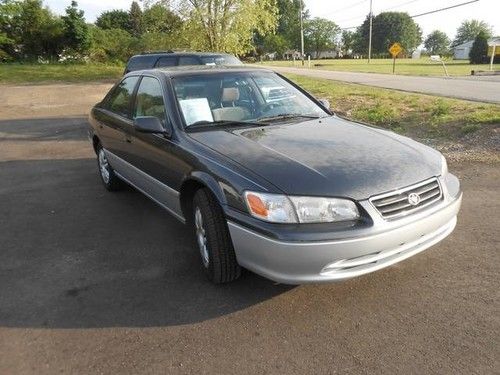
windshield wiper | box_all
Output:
[256,114,322,122]
[186,120,262,130]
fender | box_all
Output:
[180,171,228,209]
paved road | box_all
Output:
[268,66,500,103]
[0,84,499,374]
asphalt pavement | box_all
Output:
[0,84,499,374]
[267,66,500,103]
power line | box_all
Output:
[335,0,421,28]
[340,0,480,29]
[380,0,423,12]
[336,14,368,24]
[410,0,479,18]
[322,0,369,17]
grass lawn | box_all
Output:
[261,58,500,77]
[285,73,500,144]
[0,63,124,84]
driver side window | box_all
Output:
[134,76,166,122]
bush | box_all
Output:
[469,31,489,64]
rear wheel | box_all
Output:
[96,144,123,191]
[192,188,241,284]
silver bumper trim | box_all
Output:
[228,193,462,284]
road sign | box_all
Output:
[389,43,403,58]
[389,43,403,74]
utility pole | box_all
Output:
[300,0,305,66]
[368,0,373,63]
[490,44,497,71]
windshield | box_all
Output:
[172,72,329,128]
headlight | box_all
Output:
[289,196,360,223]
[441,154,448,176]
[244,192,298,223]
[244,191,359,224]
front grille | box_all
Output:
[370,178,442,219]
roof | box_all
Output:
[453,40,474,49]
[132,65,272,78]
[453,37,500,49]
[489,37,500,45]
[130,51,234,58]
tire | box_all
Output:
[192,188,241,284]
[96,144,124,191]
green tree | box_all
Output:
[341,30,356,55]
[275,0,307,51]
[89,25,136,62]
[355,12,422,56]
[62,1,90,56]
[262,33,288,57]
[304,17,339,58]
[424,30,450,55]
[0,0,21,58]
[140,31,186,52]
[0,0,64,60]
[129,1,143,36]
[469,31,489,64]
[142,3,182,34]
[180,0,278,55]
[452,19,492,47]
[95,10,130,31]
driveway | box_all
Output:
[0,83,499,374]
[267,66,500,103]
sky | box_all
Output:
[46,0,499,39]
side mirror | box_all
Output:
[134,116,171,136]
[317,98,330,111]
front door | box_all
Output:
[125,75,186,219]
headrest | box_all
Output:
[222,87,240,102]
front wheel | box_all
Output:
[192,188,241,284]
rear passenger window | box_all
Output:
[178,56,200,66]
[134,77,166,122]
[127,56,156,72]
[106,76,140,117]
[156,57,177,67]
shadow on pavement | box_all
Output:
[0,116,293,328]
[0,117,89,142]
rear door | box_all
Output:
[94,76,140,160]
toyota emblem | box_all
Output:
[408,193,421,206]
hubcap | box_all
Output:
[194,207,209,268]
[98,149,110,184]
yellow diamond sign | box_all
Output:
[389,42,403,58]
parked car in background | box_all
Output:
[88,66,462,285]
[124,51,243,74]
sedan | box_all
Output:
[88,66,462,284]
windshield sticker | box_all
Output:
[179,98,214,126]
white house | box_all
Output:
[453,37,500,60]
[311,50,338,59]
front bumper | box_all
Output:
[228,176,462,284]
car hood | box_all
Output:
[188,116,442,200]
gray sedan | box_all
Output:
[88,66,462,284]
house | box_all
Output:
[453,37,500,60]
[310,50,338,59]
